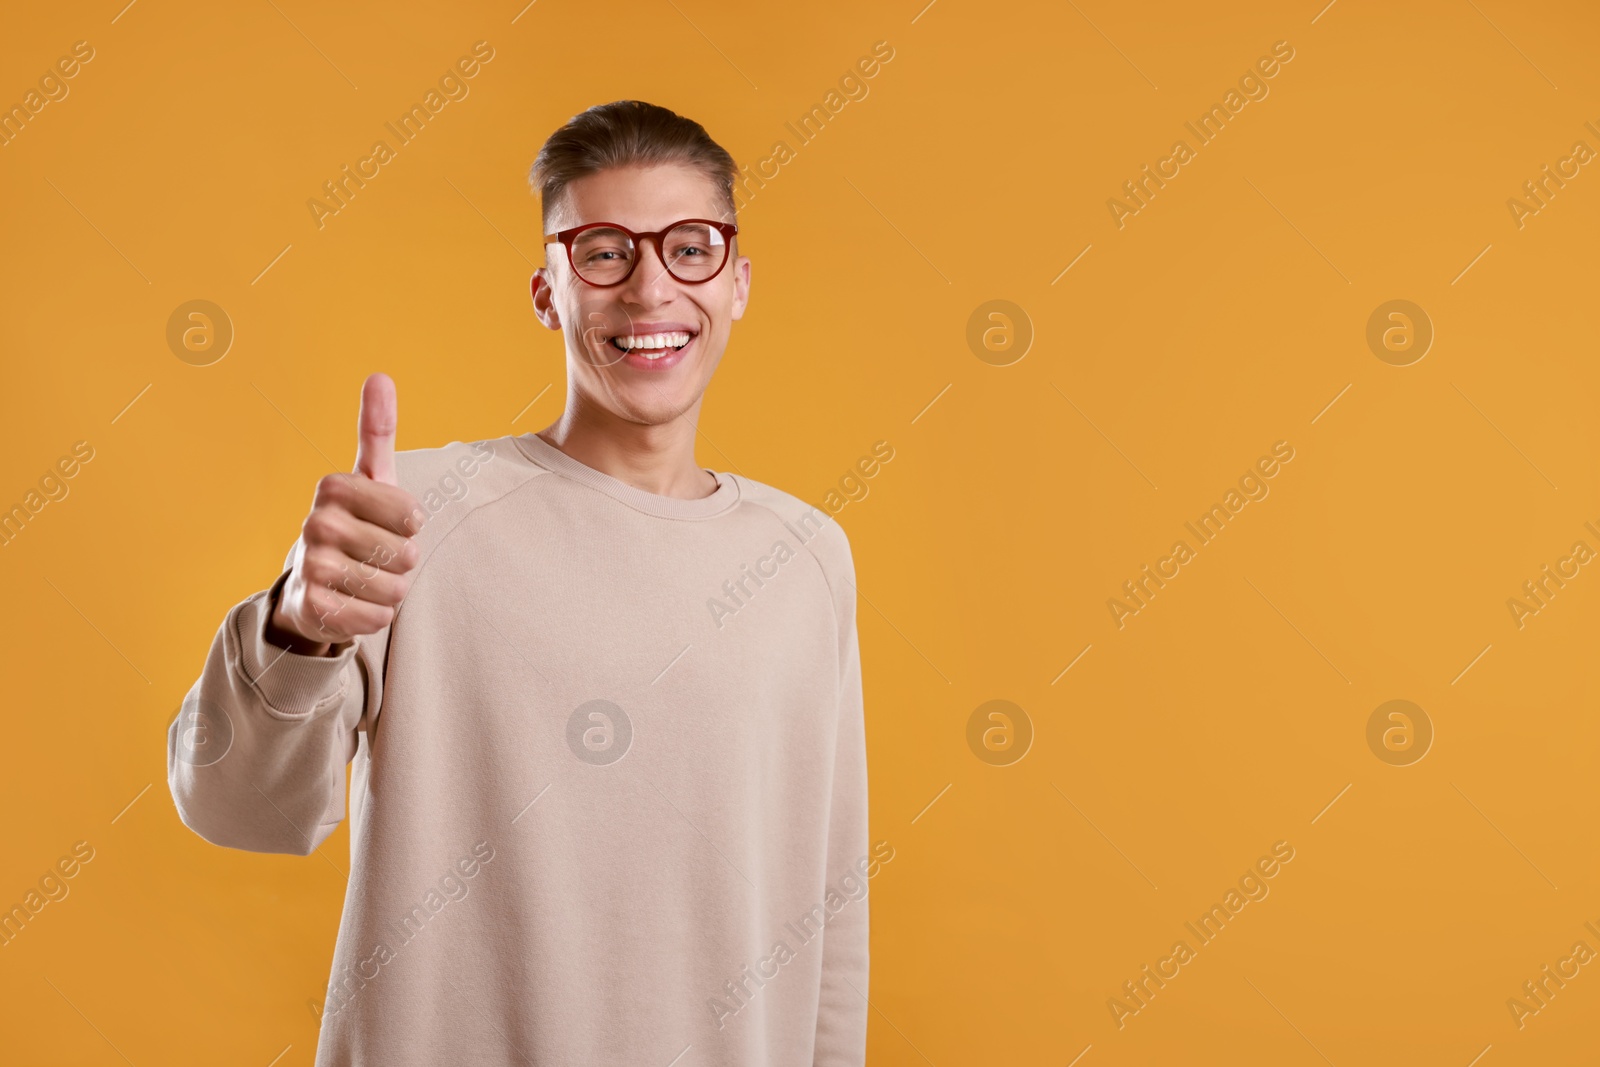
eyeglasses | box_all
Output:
[543,218,738,287]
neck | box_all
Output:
[534,391,717,500]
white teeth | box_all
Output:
[612,331,691,352]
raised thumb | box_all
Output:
[354,372,398,485]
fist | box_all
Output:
[268,373,427,655]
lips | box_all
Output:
[617,333,693,370]
[608,332,692,357]
[605,322,700,361]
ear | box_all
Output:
[531,268,562,331]
[729,254,751,322]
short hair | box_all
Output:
[529,100,739,235]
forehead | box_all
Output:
[551,162,727,231]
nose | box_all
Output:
[615,235,673,301]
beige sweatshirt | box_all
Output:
[166,432,872,1066]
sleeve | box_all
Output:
[166,539,387,856]
[812,530,870,1065]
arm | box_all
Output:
[812,533,871,1065]
[167,373,419,856]
[165,543,385,856]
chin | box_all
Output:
[627,388,698,422]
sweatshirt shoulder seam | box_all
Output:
[736,495,848,626]
[408,461,557,584]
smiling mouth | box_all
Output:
[607,330,695,359]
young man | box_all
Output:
[167,100,873,1065]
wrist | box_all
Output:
[265,590,335,658]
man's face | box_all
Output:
[531,163,750,426]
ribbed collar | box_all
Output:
[510,432,740,520]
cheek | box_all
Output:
[692,312,731,366]
[709,277,743,324]
[570,294,637,363]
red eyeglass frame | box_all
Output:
[542,218,739,287]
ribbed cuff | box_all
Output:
[234,569,356,719]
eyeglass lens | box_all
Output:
[569,223,728,285]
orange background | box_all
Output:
[2,0,1598,1063]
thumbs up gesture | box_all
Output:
[267,373,427,656]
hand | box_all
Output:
[266,373,426,656]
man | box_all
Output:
[167,100,874,1065]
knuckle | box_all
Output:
[334,568,370,598]
[364,577,400,608]
[314,473,347,505]
[363,543,391,572]
[299,552,327,585]
[397,494,428,533]
[306,589,338,625]
[310,550,352,585]
[302,509,339,545]
[314,575,346,603]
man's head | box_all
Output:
[529,100,750,428]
